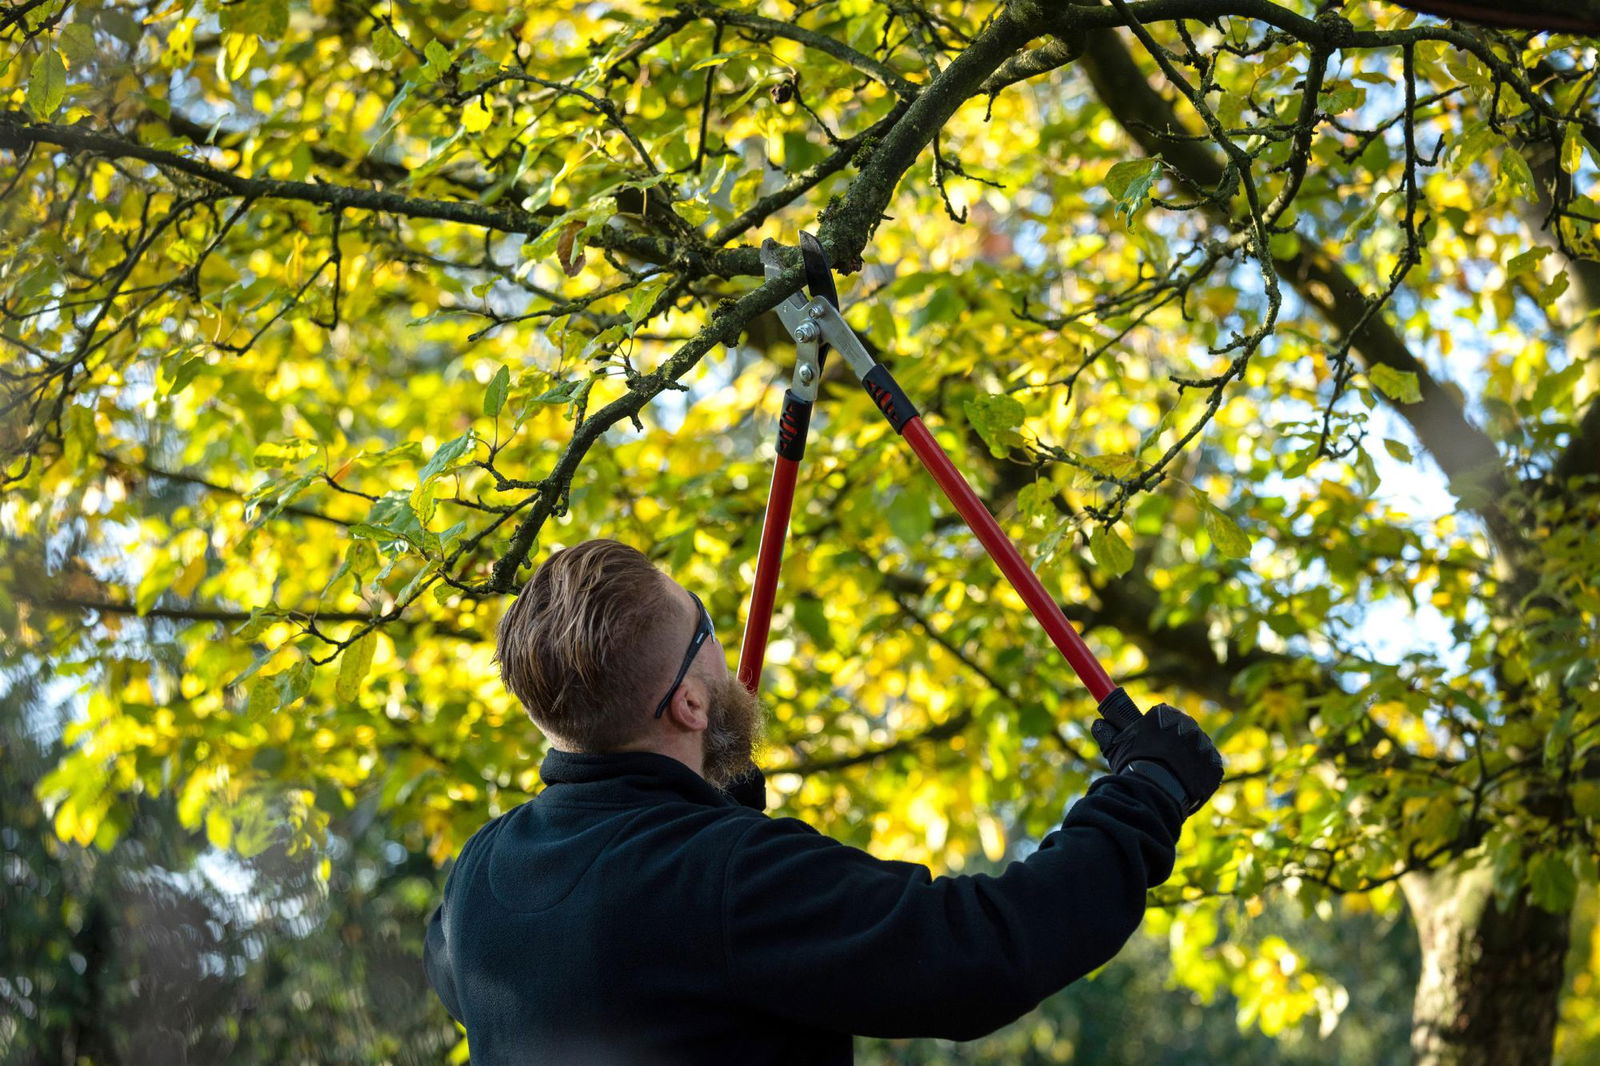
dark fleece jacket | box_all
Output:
[424,749,1183,1065]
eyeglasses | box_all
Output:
[652,590,715,718]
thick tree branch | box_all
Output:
[816,5,1034,268]
[1387,0,1600,33]
[1552,401,1600,485]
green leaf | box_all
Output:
[625,278,671,332]
[134,559,174,615]
[529,378,587,406]
[1506,246,1550,278]
[416,434,475,486]
[29,49,67,120]
[412,479,439,525]
[359,494,427,549]
[1530,360,1582,412]
[95,8,142,46]
[678,199,711,226]
[374,26,406,61]
[234,607,288,642]
[1561,122,1585,175]
[1528,851,1578,913]
[221,0,288,38]
[689,50,743,71]
[1368,364,1423,405]
[964,393,1026,458]
[246,675,278,716]
[335,631,377,703]
[792,595,833,650]
[1105,158,1161,224]
[1341,189,1394,245]
[424,39,451,74]
[887,489,933,544]
[1204,505,1251,559]
[1382,438,1413,463]
[165,355,206,396]
[1500,147,1536,200]
[346,540,378,584]
[277,659,314,707]
[58,23,97,64]
[1318,86,1364,115]
[1078,454,1141,479]
[378,82,414,137]
[252,438,317,469]
[483,365,510,417]
[1089,526,1134,577]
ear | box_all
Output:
[660,674,710,733]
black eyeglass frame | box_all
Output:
[652,591,715,718]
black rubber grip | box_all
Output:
[861,365,918,433]
[776,391,812,461]
[1097,686,1141,731]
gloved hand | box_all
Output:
[1091,703,1224,815]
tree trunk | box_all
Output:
[1402,864,1571,1066]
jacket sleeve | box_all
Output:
[423,897,464,1023]
[726,764,768,812]
[721,772,1183,1040]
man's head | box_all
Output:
[495,539,763,788]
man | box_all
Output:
[424,539,1223,1065]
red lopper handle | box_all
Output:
[900,417,1124,711]
[737,454,800,693]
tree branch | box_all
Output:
[1076,22,1524,554]
[680,1,919,98]
[485,271,799,590]
[17,594,485,641]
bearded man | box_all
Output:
[424,538,1222,1065]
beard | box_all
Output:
[701,673,766,790]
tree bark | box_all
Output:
[1387,2,1600,34]
[1402,865,1571,1066]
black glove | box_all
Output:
[1091,703,1224,815]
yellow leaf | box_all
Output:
[206,809,234,848]
[463,97,492,134]
[977,814,1006,863]
[173,554,207,597]
[54,800,78,844]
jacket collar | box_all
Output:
[538,748,736,808]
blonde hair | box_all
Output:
[496,540,679,750]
